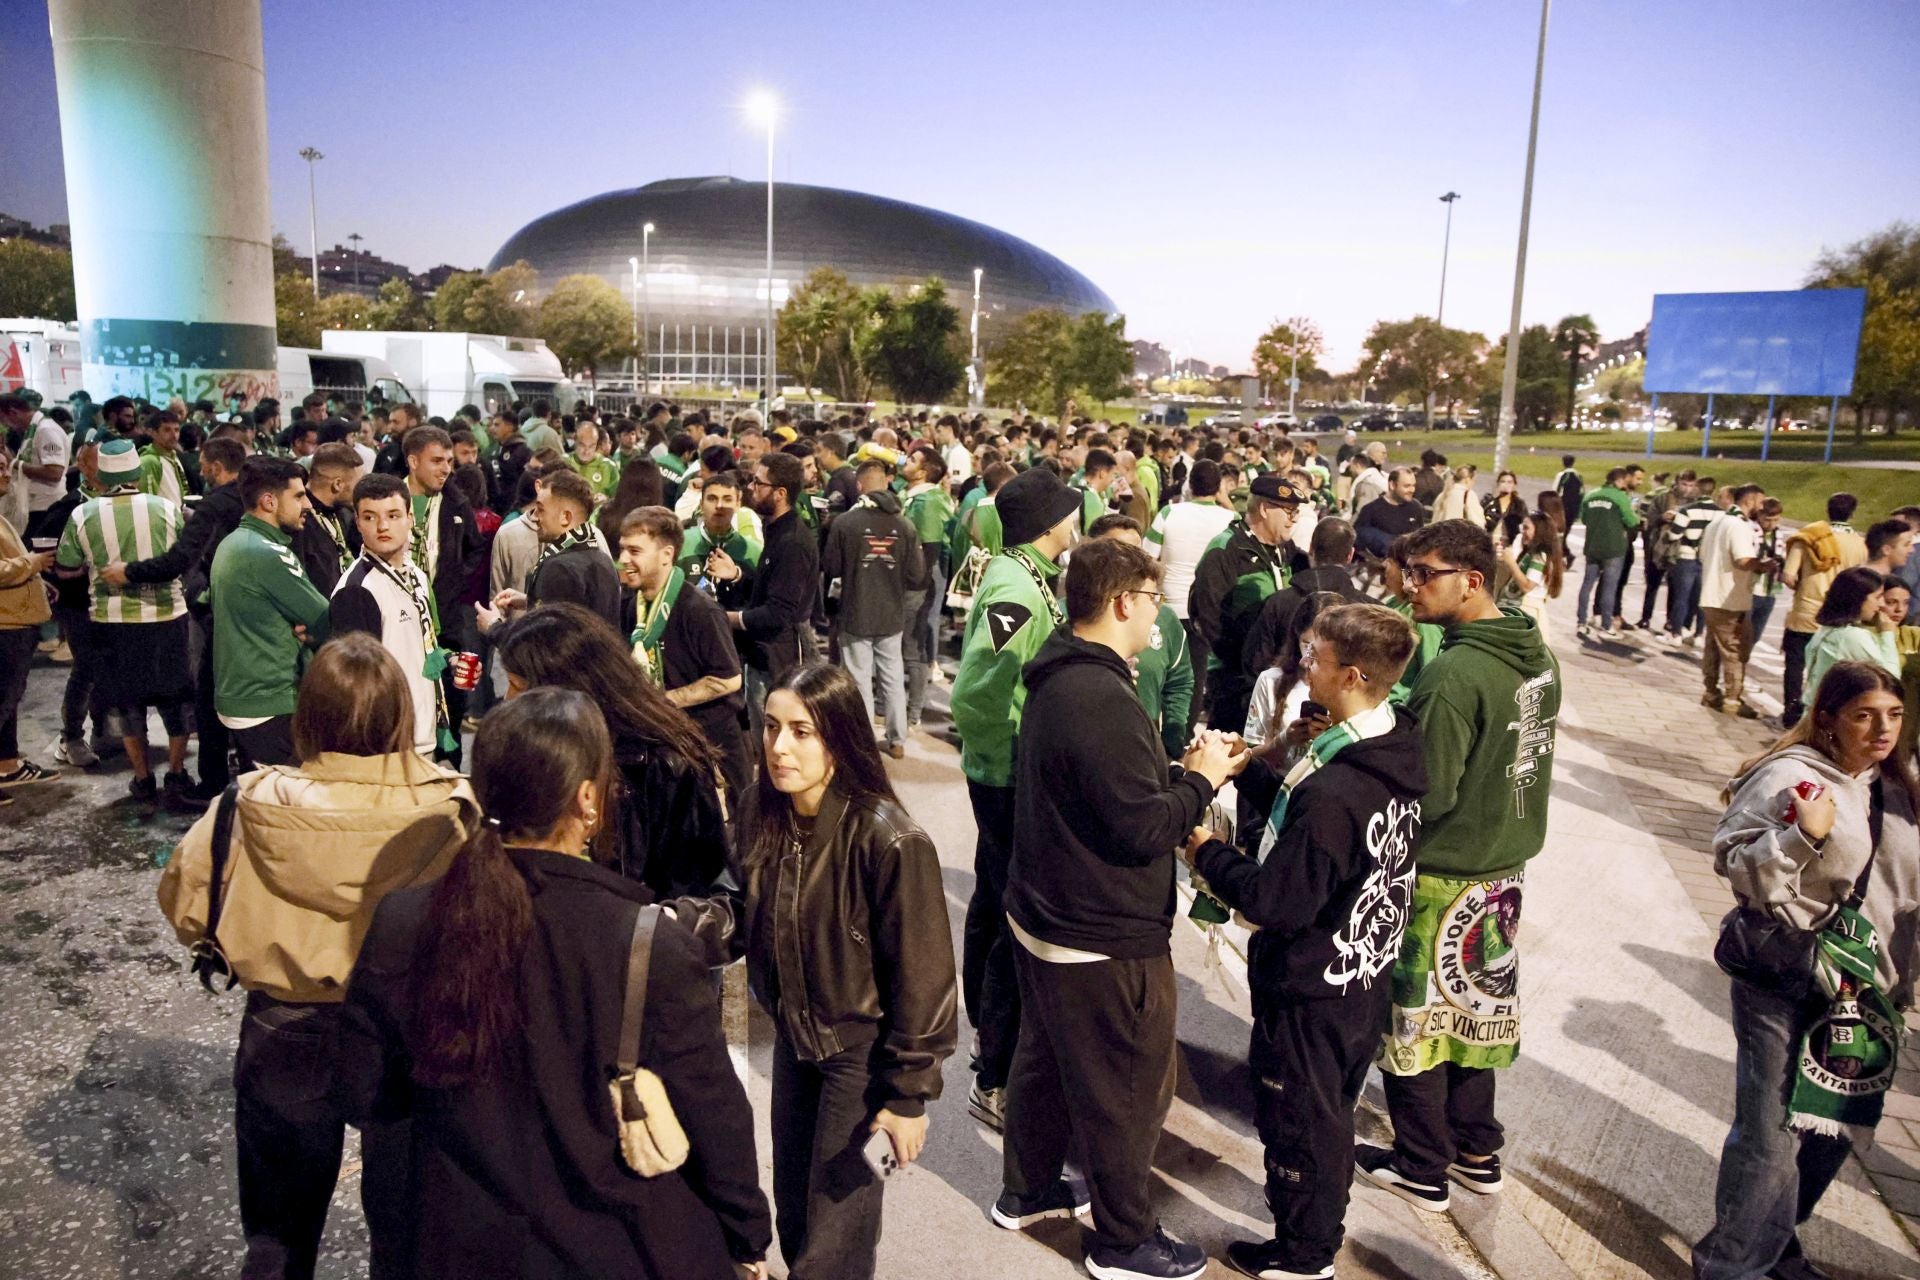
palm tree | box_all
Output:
[1552,314,1600,430]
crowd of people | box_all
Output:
[1,385,1917,1280]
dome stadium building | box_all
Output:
[486,176,1115,391]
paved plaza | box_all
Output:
[1,533,1918,1279]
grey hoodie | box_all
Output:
[1715,744,1920,1003]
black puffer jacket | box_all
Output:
[610,730,730,901]
[743,783,957,1115]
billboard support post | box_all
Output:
[1646,392,1659,458]
[1760,394,1777,462]
[1701,393,1715,459]
[1825,395,1840,464]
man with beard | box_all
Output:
[294,443,363,594]
[1357,520,1559,1216]
[481,469,620,633]
[727,451,818,735]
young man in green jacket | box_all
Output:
[1358,519,1560,1215]
[1575,466,1641,640]
[1092,514,1193,757]
[208,456,332,768]
[948,466,1082,1131]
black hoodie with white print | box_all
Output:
[1194,705,1428,1003]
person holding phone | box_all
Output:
[740,661,957,1280]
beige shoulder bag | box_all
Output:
[610,905,690,1177]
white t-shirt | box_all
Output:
[944,442,973,483]
[1147,500,1236,620]
[26,414,70,512]
[1699,512,1761,613]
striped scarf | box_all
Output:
[1257,699,1399,864]
[1789,906,1904,1141]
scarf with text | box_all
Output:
[539,522,596,563]
[363,551,454,755]
[630,566,686,684]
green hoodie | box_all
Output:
[1407,608,1560,879]
[950,544,1064,786]
[1579,484,1640,560]
[208,514,333,719]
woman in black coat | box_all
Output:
[336,688,771,1279]
[495,602,731,898]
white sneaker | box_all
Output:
[48,641,73,664]
[36,636,61,654]
[54,738,99,769]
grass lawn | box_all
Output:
[1312,424,1920,465]
[1363,440,1914,525]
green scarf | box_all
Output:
[363,552,454,754]
[1788,905,1904,1139]
[630,566,685,684]
[1189,699,1396,924]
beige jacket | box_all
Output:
[159,751,479,1003]
[0,512,52,629]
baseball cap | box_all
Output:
[1249,473,1307,506]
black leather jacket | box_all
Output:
[743,784,957,1115]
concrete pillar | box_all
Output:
[49,0,278,406]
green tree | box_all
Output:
[0,240,77,321]
[364,278,429,331]
[1807,222,1920,440]
[1551,313,1600,429]
[432,261,539,336]
[1478,325,1562,432]
[1359,317,1487,416]
[778,267,870,400]
[1251,317,1323,391]
[537,274,634,391]
[985,307,1131,416]
[1592,355,1644,405]
[271,232,303,278]
[275,271,322,347]
[865,276,966,405]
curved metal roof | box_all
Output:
[487,177,1115,334]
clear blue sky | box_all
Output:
[4,0,1917,371]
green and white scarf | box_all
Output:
[365,552,455,755]
[1189,698,1397,924]
[1789,905,1904,1140]
[409,492,441,584]
[1255,699,1399,864]
[539,522,595,563]
[630,566,685,684]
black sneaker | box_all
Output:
[990,1175,1091,1230]
[162,772,210,813]
[127,775,159,804]
[0,759,57,789]
[1086,1225,1207,1280]
[968,1080,1006,1132]
[1354,1143,1450,1212]
[1447,1152,1503,1194]
[1224,1239,1334,1279]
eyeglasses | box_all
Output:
[1302,642,1370,682]
[1402,564,1466,587]
[1120,589,1166,607]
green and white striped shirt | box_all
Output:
[55,488,188,623]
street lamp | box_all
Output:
[639,222,654,395]
[970,266,984,408]
[298,147,323,300]
[629,255,641,395]
[1429,190,1460,427]
[745,91,779,408]
[347,231,364,291]
[1494,0,1552,473]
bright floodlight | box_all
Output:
[643,221,655,234]
[744,90,780,127]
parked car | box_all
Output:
[1433,418,1465,431]
[1358,415,1396,432]
[1309,413,1344,432]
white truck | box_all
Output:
[277,347,416,409]
[320,331,578,420]
[0,317,84,403]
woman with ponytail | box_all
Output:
[337,689,771,1279]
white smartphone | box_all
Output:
[862,1128,900,1179]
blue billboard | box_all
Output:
[1643,289,1865,397]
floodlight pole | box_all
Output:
[1430,191,1459,429]
[970,266,984,409]
[641,222,653,395]
[1494,0,1551,475]
[299,147,323,300]
[763,118,776,408]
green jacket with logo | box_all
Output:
[208,514,333,719]
[950,545,1064,787]
[1189,521,1294,696]
[1407,609,1560,879]
[903,484,956,570]
[1132,602,1194,757]
[1579,484,1640,561]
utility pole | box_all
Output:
[1495,0,1552,475]
[347,231,363,291]
[970,266,984,408]
[1429,190,1460,428]
[299,147,323,300]
[640,222,653,396]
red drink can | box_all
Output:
[450,651,483,691]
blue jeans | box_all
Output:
[1577,555,1625,629]
[1692,978,1853,1280]
[841,632,907,748]
[1747,594,1778,657]
[1667,560,1702,634]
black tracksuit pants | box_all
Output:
[962,781,1020,1089]
[1382,1062,1504,1186]
[1004,947,1177,1251]
[1251,989,1391,1272]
